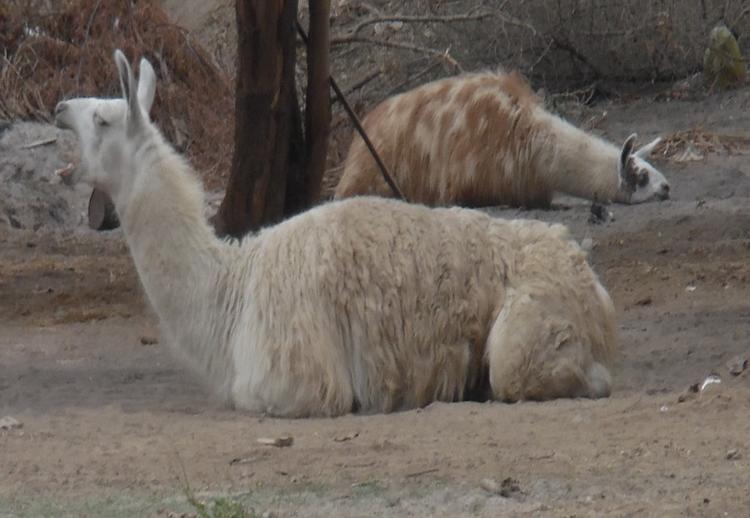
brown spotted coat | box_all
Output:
[335,71,623,208]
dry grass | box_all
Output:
[656,128,750,162]
[0,0,233,189]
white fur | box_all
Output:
[55,52,618,417]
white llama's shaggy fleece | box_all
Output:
[56,51,618,417]
[124,149,616,416]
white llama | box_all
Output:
[334,71,671,208]
[55,51,617,417]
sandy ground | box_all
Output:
[2,86,750,516]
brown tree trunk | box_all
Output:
[215,0,299,238]
[282,90,308,216]
[302,0,331,204]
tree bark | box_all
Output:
[215,0,299,238]
[302,0,331,204]
[282,90,308,216]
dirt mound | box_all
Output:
[0,0,233,189]
[0,121,90,231]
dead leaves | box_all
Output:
[655,129,750,162]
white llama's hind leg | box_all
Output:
[486,290,612,402]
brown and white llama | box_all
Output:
[55,51,617,417]
[335,71,671,207]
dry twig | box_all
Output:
[331,36,461,70]
[342,69,382,96]
[346,11,494,37]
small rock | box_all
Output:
[480,477,522,498]
[635,296,653,307]
[140,336,158,346]
[726,355,748,376]
[677,389,696,403]
[333,431,359,442]
[700,374,722,392]
[55,162,76,184]
[726,449,741,460]
[257,436,293,447]
[0,416,22,430]
[229,455,258,465]
[480,478,500,494]
[499,477,522,498]
[589,202,614,225]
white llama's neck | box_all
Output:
[116,134,238,393]
[533,109,623,203]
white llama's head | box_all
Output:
[54,50,156,199]
[618,134,670,203]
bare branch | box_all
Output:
[385,60,444,97]
[331,36,462,71]
[75,0,103,90]
[342,69,382,96]
[736,5,750,25]
[528,38,554,73]
[492,10,539,37]
[550,36,603,79]
[346,11,494,37]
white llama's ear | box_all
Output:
[137,57,157,115]
[619,133,637,173]
[113,49,143,128]
[114,49,133,102]
[635,137,661,159]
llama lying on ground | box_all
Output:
[334,71,671,208]
[55,51,617,417]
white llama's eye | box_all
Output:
[93,112,109,127]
